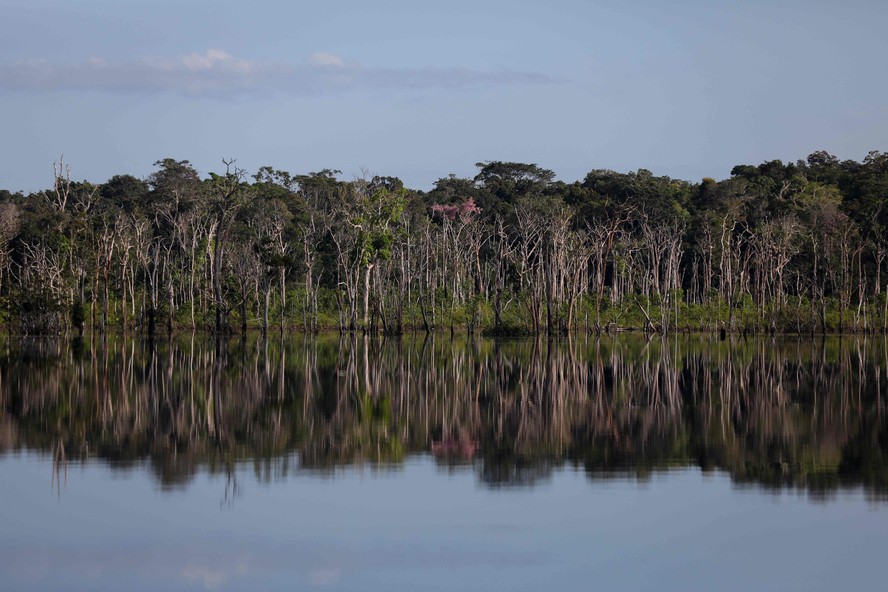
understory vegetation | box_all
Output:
[0,150,886,335]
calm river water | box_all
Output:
[1,334,886,591]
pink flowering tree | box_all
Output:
[431,196,482,223]
[430,197,486,332]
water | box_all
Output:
[1,334,887,591]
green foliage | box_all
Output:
[0,151,886,336]
[353,186,407,267]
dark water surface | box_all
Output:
[1,335,887,591]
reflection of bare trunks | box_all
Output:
[51,439,67,497]
[0,334,886,495]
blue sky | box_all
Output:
[1,0,886,192]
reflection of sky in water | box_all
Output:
[1,453,886,591]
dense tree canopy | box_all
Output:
[0,152,885,335]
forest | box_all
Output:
[0,150,886,335]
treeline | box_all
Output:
[0,150,886,335]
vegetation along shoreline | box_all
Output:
[0,151,886,336]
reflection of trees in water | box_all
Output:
[685,338,888,498]
[0,334,886,496]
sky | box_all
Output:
[1,0,886,193]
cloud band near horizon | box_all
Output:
[0,49,560,97]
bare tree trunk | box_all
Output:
[279,267,286,333]
[363,263,375,333]
[168,282,175,333]
[214,238,224,333]
[263,287,270,335]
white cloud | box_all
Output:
[308,52,345,68]
[177,49,252,74]
[143,48,254,75]
[0,49,561,97]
